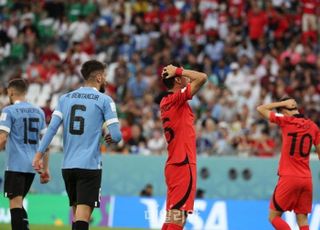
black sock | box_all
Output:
[22,207,29,230]
[10,208,23,230]
[72,222,76,230]
[75,220,89,230]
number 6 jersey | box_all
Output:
[38,87,119,170]
[269,112,320,177]
[160,83,197,165]
[0,101,46,172]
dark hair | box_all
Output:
[80,60,105,81]
[161,62,182,89]
[162,77,176,89]
[8,78,28,94]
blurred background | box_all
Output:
[0,0,319,229]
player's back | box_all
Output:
[160,84,196,165]
[1,101,45,172]
[57,87,111,169]
[278,114,320,177]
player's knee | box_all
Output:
[75,204,93,222]
[268,210,281,223]
[9,196,23,209]
[296,214,308,227]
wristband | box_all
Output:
[175,67,183,76]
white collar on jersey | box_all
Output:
[80,86,98,91]
[14,100,22,104]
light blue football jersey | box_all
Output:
[39,87,119,169]
[0,101,46,173]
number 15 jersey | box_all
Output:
[269,112,320,178]
[160,84,197,165]
[0,101,46,173]
[48,87,119,169]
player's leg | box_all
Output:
[269,209,290,230]
[72,205,77,230]
[74,169,102,230]
[5,171,35,230]
[9,196,24,230]
[74,204,93,230]
[62,169,77,230]
[162,163,196,230]
[21,172,35,230]
[294,178,312,230]
[269,177,294,230]
[296,214,309,230]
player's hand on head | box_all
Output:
[32,152,43,173]
[162,64,177,79]
[40,170,50,184]
[284,99,297,109]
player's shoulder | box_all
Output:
[1,104,13,113]
[159,91,174,106]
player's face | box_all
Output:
[97,71,107,93]
[176,76,189,88]
[7,88,14,104]
[281,108,298,116]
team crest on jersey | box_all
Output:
[110,102,116,112]
[0,113,7,121]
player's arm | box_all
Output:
[33,115,62,173]
[0,130,8,150]
[316,144,320,160]
[103,99,122,143]
[256,99,297,120]
[162,65,207,96]
[39,150,50,184]
[0,108,12,150]
[105,123,122,143]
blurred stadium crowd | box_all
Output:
[0,0,319,157]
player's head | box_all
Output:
[81,60,106,93]
[7,78,28,104]
[277,96,299,116]
[162,64,189,90]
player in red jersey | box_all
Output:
[159,64,207,230]
[257,97,320,230]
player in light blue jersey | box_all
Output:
[33,60,122,230]
[0,79,48,230]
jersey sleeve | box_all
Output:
[0,107,12,133]
[269,112,288,127]
[52,96,63,120]
[170,83,192,106]
[103,97,119,126]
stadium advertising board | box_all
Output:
[0,195,319,230]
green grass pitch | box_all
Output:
[0,224,144,230]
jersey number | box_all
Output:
[69,105,86,135]
[287,132,312,157]
[23,118,39,144]
[162,117,174,144]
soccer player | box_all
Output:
[160,64,207,230]
[0,79,48,230]
[32,60,122,230]
[257,97,320,230]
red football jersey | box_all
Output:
[160,83,196,164]
[270,112,320,177]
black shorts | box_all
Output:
[62,168,102,208]
[4,171,35,199]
